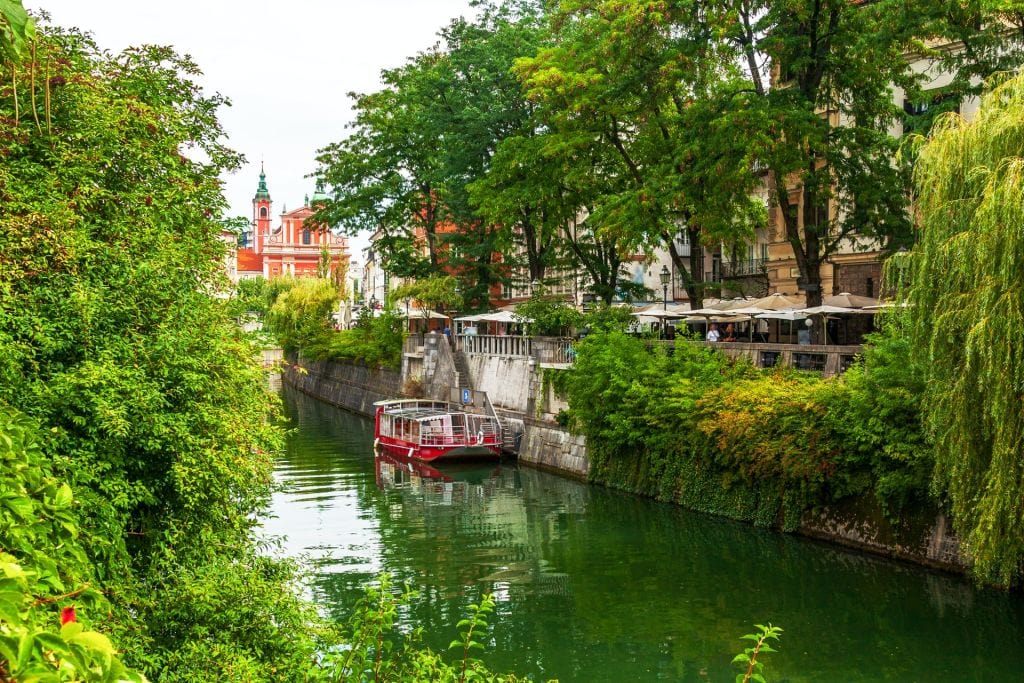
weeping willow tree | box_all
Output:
[909,73,1024,587]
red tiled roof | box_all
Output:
[236,248,263,273]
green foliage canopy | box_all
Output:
[0,20,318,678]
[907,73,1024,586]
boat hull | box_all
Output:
[375,437,501,462]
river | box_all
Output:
[262,386,1024,682]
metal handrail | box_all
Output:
[720,258,768,278]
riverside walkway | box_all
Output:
[457,334,860,377]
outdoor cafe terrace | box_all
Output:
[435,292,895,377]
[451,334,860,377]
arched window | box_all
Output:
[302,229,311,245]
[259,207,268,218]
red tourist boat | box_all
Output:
[373,399,502,462]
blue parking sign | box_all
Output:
[462,388,471,404]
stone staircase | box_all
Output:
[498,416,524,453]
[452,348,472,390]
[451,346,523,455]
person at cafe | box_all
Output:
[723,323,736,342]
[706,323,721,342]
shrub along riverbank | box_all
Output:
[555,323,933,538]
[264,275,406,370]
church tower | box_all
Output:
[252,164,272,253]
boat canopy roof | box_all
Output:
[374,399,493,421]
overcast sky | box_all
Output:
[29,1,479,261]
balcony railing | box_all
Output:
[720,258,768,279]
[460,334,533,358]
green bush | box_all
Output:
[0,405,145,682]
[560,328,930,530]
[304,309,405,369]
[265,277,338,353]
[515,295,583,336]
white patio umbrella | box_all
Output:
[745,293,805,341]
[749,292,805,310]
[800,304,872,315]
[475,310,532,323]
[800,305,873,344]
[756,309,808,321]
[822,292,879,309]
[401,308,450,320]
[864,301,910,310]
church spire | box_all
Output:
[310,178,329,204]
[254,162,271,201]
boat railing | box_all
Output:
[419,421,501,447]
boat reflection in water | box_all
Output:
[374,449,505,499]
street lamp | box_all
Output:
[659,265,671,310]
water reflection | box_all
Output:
[264,386,1024,683]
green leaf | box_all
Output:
[53,483,73,509]
[0,635,17,668]
[67,630,116,657]
[17,631,33,668]
[34,632,69,654]
[60,622,83,640]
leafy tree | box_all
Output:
[265,277,338,352]
[907,73,1024,587]
[514,292,583,336]
[0,20,319,678]
[315,56,446,279]
[0,405,146,682]
[227,276,269,319]
[516,1,766,308]
[392,274,461,316]
[714,0,1021,310]
[428,5,548,302]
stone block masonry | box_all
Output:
[283,354,402,418]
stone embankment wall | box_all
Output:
[799,499,964,571]
[282,347,967,574]
[517,417,588,479]
[283,353,402,418]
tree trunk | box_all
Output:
[663,224,706,310]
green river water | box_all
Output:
[262,386,1024,682]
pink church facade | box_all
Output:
[236,167,349,279]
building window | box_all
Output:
[302,229,311,245]
[260,207,268,218]
[903,87,960,136]
[674,230,691,257]
[814,198,829,227]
